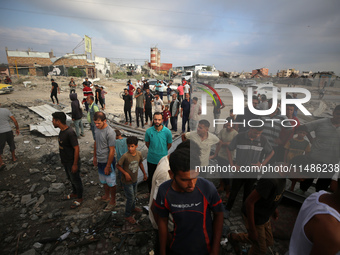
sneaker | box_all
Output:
[223,209,230,219]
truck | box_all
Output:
[181,65,219,81]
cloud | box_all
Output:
[0,0,339,74]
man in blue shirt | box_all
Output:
[154,141,224,255]
[145,112,172,192]
[180,93,191,133]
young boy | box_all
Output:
[115,129,128,187]
[117,136,147,224]
[284,125,311,191]
[162,105,171,128]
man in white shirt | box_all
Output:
[181,119,219,166]
[154,94,164,113]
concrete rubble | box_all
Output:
[1,77,339,255]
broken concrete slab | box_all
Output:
[21,194,32,205]
[26,197,38,207]
[48,183,65,194]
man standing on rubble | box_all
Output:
[145,112,172,192]
[52,112,83,209]
[93,111,117,212]
[0,106,19,169]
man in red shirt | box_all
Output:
[82,78,93,112]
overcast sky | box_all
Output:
[0,0,339,75]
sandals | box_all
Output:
[70,199,83,209]
[228,232,241,255]
[103,203,116,212]
[125,216,136,225]
[63,193,78,200]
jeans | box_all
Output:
[51,93,59,104]
[73,119,84,137]
[147,162,158,192]
[170,116,178,131]
[214,113,220,133]
[182,114,190,133]
[145,108,152,123]
[225,178,256,211]
[90,123,95,140]
[123,182,137,217]
[163,119,169,127]
[124,107,132,123]
[135,107,144,127]
[63,163,83,199]
[159,92,163,100]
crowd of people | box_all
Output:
[1,77,340,255]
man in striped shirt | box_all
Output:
[224,123,274,219]
[260,99,292,164]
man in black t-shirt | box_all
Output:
[52,112,83,209]
[122,88,133,126]
[50,79,60,105]
[229,176,286,255]
[144,88,154,125]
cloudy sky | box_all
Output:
[0,0,339,74]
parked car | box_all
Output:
[147,79,177,92]
[0,83,14,94]
[248,84,281,100]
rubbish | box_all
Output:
[220,238,228,246]
[24,141,30,144]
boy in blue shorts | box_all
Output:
[117,136,147,224]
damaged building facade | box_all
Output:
[6,49,97,78]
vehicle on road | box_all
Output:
[0,83,14,94]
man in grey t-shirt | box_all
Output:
[93,111,117,212]
[0,107,20,168]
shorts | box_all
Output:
[98,161,116,187]
[0,131,15,154]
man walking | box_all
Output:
[0,106,19,169]
[50,79,60,105]
[52,112,83,209]
[134,87,145,128]
[93,112,117,212]
[145,112,172,192]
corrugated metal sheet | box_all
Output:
[28,104,72,136]
[7,51,50,58]
[30,121,60,137]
